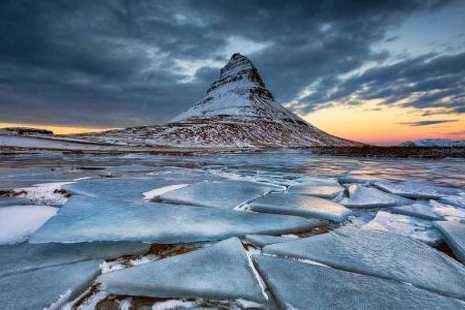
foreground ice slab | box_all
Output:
[245,234,296,247]
[63,178,181,201]
[431,200,465,219]
[287,185,343,199]
[30,196,323,244]
[0,205,57,245]
[98,238,266,303]
[392,202,445,221]
[0,242,150,278]
[250,193,351,222]
[340,185,410,209]
[263,227,465,300]
[0,260,101,310]
[254,255,465,310]
[363,211,442,245]
[434,220,465,264]
[157,180,282,209]
[375,181,460,199]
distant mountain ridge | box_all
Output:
[70,53,361,148]
[401,139,465,147]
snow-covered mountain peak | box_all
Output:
[172,53,300,123]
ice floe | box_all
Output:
[440,195,465,209]
[434,219,465,264]
[245,234,297,248]
[0,205,57,245]
[263,227,465,300]
[64,178,182,201]
[340,184,411,209]
[250,193,351,222]
[0,241,150,278]
[375,181,460,199]
[98,238,266,303]
[391,202,445,221]
[363,211,442,245]
[253,255,465,310]
[30,196,324,244]
[156,180,283,209]
[287,185,343,199]
[0,260,102,310]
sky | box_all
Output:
[0,0,464,145]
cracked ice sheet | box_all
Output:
[263,227,465,301]
[434,219,465,265]
[253,255,465,310]
[362,211,442,246]
[249,193,351,223]
[0,205,58,245]
[97,238,266,303]
[29,196,324,244]
[0,260,102,310]
[0,241,150,278]
[156,180,284,210]
[340,184,411,209]
[64,178,190,202]
[375,181,460,199]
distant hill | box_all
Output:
[401,139,465,147]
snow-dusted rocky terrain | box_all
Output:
[69,53,361,148]
[401,139,465,147]
[1,149,465,309]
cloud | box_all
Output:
[0,0,459,127]
[397,119,459,126]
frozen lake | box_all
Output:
[1,150,465,309]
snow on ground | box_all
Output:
[14,182,73,205]
[0,205,58,245]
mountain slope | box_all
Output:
[71,53,362,148]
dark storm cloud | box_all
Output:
[397,119,459,126]
[0,0,460,127]
[295,51,465,114]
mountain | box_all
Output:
[71,53,361,148]
[401,139,465,147]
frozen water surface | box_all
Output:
[0,259,102,310]
[98,238,266,303]
[0,241,150,278]
[363,211,442,245]
[1,150,464,308]
[263,227,465,300]
[157,180,283,209]
[434,219,465,264]
[30,196,323,244]
[250,192,351,222]
[254,255,465,310]
[340,184,411,209]
[287,185,343,199]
